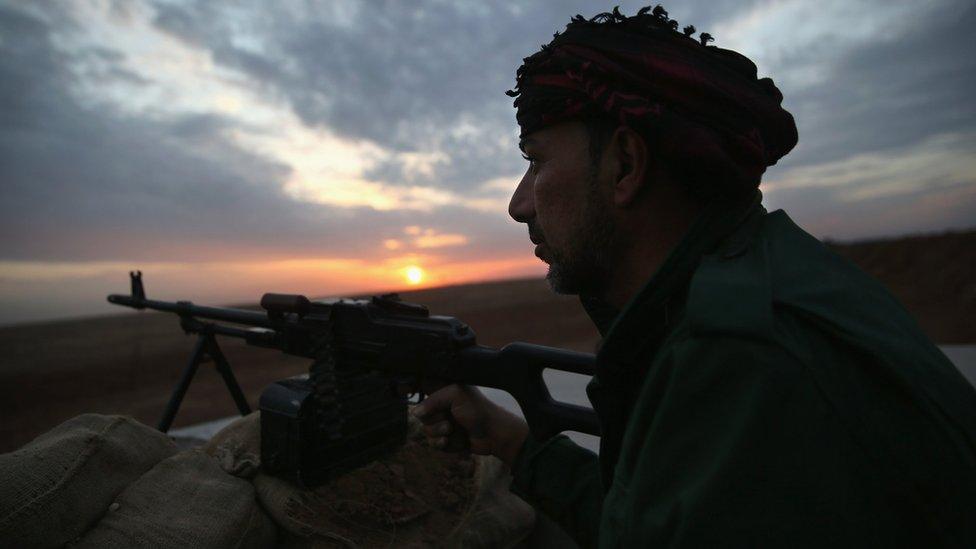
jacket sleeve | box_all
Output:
[509,434,603,546]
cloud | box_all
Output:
[411,228,469,249]
[0,3,525,264]
[142,0,976,205]
[763,132,976,240]
[765,132,976,200]
[721,0,976,169]
[715,0,976,239]
[145,1,760,191]
[764,178,976,242]
[146,0,540,191]
[1,0,974,268]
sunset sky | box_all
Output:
[1,0,974,324]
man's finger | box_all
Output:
[412,384,462,419]
[469,437,492,456]
[414,410,448,426]
[423,420,452,437]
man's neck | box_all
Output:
[601,191,705,310]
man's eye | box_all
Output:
[522,154,538,169]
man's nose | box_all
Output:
[508,170,535,223]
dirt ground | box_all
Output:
[1,228,973,452]
[828,229,975,344]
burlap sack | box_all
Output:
[72,449,276,548]
[443,457,535,548]
[203,410,262,479]
[0,414,177,548]
[206,411,536,548]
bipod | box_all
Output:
[158,322,252,433]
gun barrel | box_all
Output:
[107,294,274,328]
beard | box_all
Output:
[537,181,617,297]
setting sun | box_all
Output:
[405,266,424,285]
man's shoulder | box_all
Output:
[682,209,807,341]
[677,207,967,400]
[682,208,898,344]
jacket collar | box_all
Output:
[581,191,766,375]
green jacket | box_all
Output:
[510,196,976,548]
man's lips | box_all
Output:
[528,226,546,260]
[533,242,547,261]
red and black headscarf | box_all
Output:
[508,6,798,194]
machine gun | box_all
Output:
[108,272,599,487]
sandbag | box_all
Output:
[206,411,536,548]
[0,414,177,548]
[203,410,261,479]
[72,448,276,548]
[444,457,535,548]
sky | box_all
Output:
[1,0,974,325]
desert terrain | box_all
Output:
[1,229,973,452]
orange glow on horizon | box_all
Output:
[0,255,548,324]
[255,254,542,296]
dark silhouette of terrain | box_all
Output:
[828,228,975,344]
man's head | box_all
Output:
[509,118,697,298]
[510,121,615,295]
[507,6,798,300]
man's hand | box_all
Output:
[412,384,529,468]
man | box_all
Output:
[414,6,976,547]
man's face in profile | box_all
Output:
[509,121,617,297]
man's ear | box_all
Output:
[608,126,650,208]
